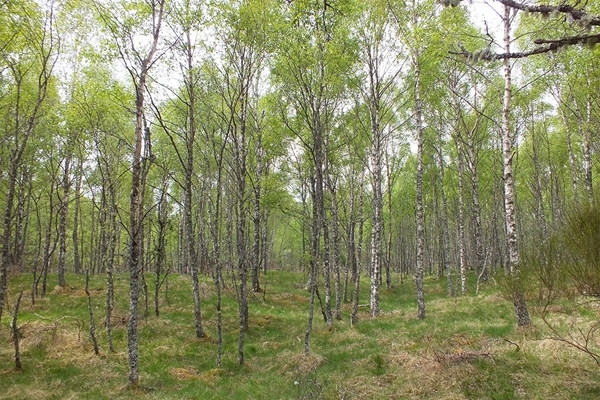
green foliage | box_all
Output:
[562,201,600,297]
[4,271,600,399]
[521,200,600,302]
[521,234,568,307]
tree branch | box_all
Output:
[451,32,600,60]
[494,0,600,27]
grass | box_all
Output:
[1,270,600,399]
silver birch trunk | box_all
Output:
[365,26,384,317]
[120,1,165,385]
[502,4,531,327]
[370,141,383,317]
[466,140,485,281]
[345,168,357,303]
[435,132,453,296]
[58,157,71,287]
[456,137,467,295]
[529,120,548,236]
[559,102,580,206]
[102,186,115,352]
[329,179,342,320]
[351,172,365,327]
[583,98,593,203]
[252,131,263,292]
[414,55,426,320]
[13,172,30,268]
[72,162,83,275]
[207,148,225,366]
[305,176,320,354]
[235,75,250,366]
[385,155,395,291]
[183,27,204,339]
[322,134,333,327]
[323,200,333,327]
[153,186,168,318]
[11,290,24,370]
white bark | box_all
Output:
[455,136,468,295]
[501,4,530,327]
[414,55,426,320]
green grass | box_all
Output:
[1,270,600,399]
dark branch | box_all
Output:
[494,0,600,27]
[448,0,600,60]
[451,33,600,60]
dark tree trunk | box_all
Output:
[57,156,71,287]
[72,161,83,275]
[11,290,24,371]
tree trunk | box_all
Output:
[365,30,385,317]
[305,173,322,354]
[72,161,83,274]
[370,140,383,317]
[502,4,530,327]
[456,139,468,295]
[10,290,24,371]
[57,157,71,287]
[435,129,453,296]
[414,54,426,320]
[252,130,263,292]
[559,100,580,206]
[0,27,55,322]
[328,177,342,320]
[466,138,485,282]
[85,273,100,356]
[583,98,593,204]
[185,76,205,339]
[126,1,164,382]
[351,172,365,327]
[13,170,31,269]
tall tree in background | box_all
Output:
[357,0,400,317]
[0,0,59,323]
[501,4,530,327]
[212,0,277,365]
[274,0,356,349]
[390,0,438,319]
[95,0,166,386]
[154,0,206,339]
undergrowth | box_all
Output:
[1,271,600,399]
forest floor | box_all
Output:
[1,270,600,399]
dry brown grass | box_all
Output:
[251,313,278,329]
[330,325,365,343]
[170,365,230,385]
[277,350,326,377]
[51,285,75,295]
[171,365,201,380]
[1,387,54,400]
[270,292,309,306]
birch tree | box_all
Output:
[0,0,59,322]
[357,0,401,317]
[501,4,531,327]
[274,0,356,349]
[94,0,166,385]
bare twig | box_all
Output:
[503,338,520,352]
